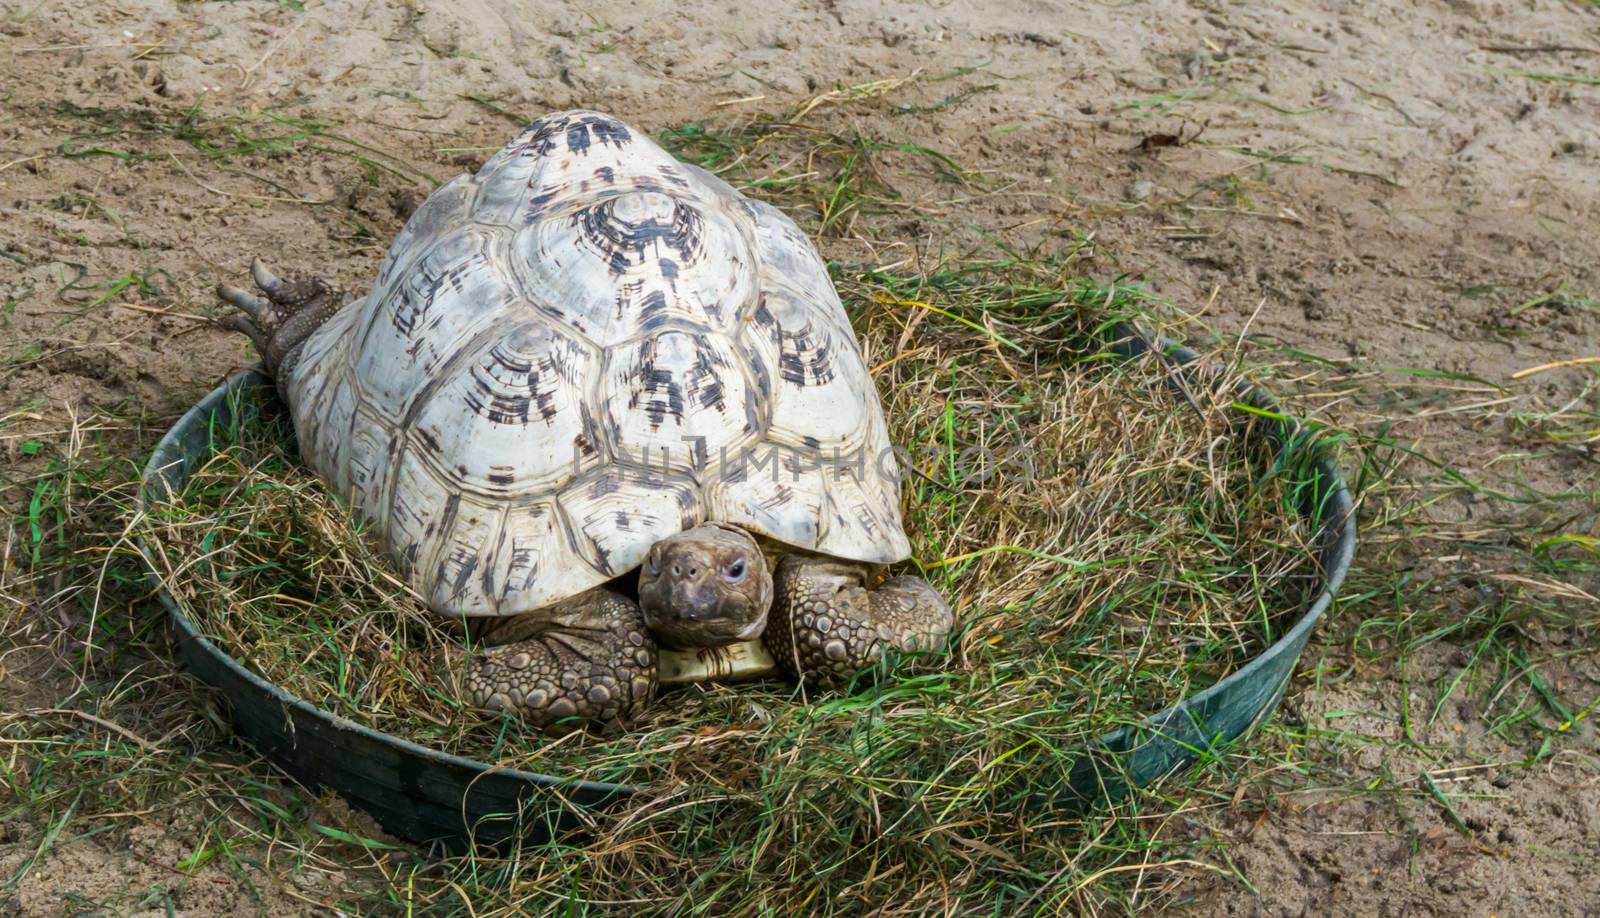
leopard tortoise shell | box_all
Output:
[217,110,949,729]
[293,111,908,615]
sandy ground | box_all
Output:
[2,0,1598,914]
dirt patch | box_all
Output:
[1180,638,1599,916]
[2,0,1597,914]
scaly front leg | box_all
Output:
[763,556,952,690]
[468,588,658,733]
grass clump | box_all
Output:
[139,263,1323,797]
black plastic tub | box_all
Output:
[136,329,1357,851]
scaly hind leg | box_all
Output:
[468,588,658,733]
[215,258,347,387]
[763,556,952,690]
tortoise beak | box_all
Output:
[641,573,769,648]
[662,578,736,621]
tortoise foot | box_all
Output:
[764,556,952,691]
[467,588,658,733]
[216,257,347,382]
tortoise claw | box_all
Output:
[250,257,285,297]
[217,283,270,324]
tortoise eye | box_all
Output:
[723,559,747,584]
[646,552,659,576]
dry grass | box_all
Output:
[138,264,1321,802]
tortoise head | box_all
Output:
[637,523,772,650]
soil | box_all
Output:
[1,0,1597,915]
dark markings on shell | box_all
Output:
[657,164,689,187]
[751,295,776,328]
[606,248,629,276]
[614,511,631,531]
[637,290,670,325]
[644,373,684,428]
[774,340,806,387]
[595,166,616,184]
[522,191,557,224]
[402,542,421,569]
[389,258,476,339]
[490,527,513,598]
[575,402,606,459]
[560,114,632,155]
[389,286,426,338]
[627,340,687,429]
[603,410,624,450]
[507,117,566,159]
[462,342,564,426]
[465,365,532,425]
[565,124,591,155]
[690,341,727,411]
[414,426,442,455]
[405,324,433,362]
[573,431,597,458]
[480,558,497,600]
[778,331,835,387]
[438,493,461,537]
[441,545,478,596]
[507,546,535,586]
[744,339,773,405]
[852,504,883,537]
[574,196,704,279]
[489,468,515,486]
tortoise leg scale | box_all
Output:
[763,556,952,690]
[466,588,658,733]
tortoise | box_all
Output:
[215,110,952,732]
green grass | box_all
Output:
[141,274,1322,786]
[658,117,974,238]
[51,97,438,194]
